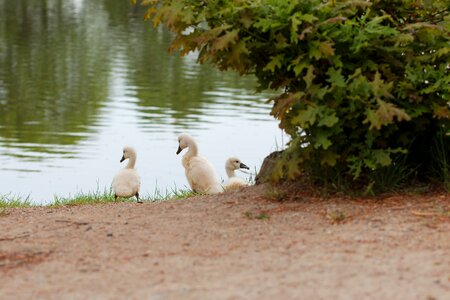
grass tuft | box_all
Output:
[368,154,417,194]
[265,187,287,202]
[431,128,450,191]
[51,187,119,207]
[167,184,199,200]
[244,211,270,220]
[0,193,33,208]
[326,209,346,223]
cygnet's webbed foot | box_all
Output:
[136,193,143,203]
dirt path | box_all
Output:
[0,184,449,299]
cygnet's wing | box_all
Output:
[187,156,221,193]
[134,170,141,191]
[223,176,248,191]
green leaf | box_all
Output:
[321,151,340,166]
[299,14,318,23]
[271,92,303,121]
[314,130,332,150]
[275,33,289,48]
[264,54,284,72]
[364,100,411,130]
[254,18,283,32]
[290,14,303,43]
[326,68,346,88]
[318,114,339,127]
[292,105,318,128]
[376,100,411,126]
[212,30,239,51]
[394,33,414,47]
[363,109,382,130]
[433,47,450,60]
[291,54,309,76]
[308,84,330,100]
[370,72,393,99]
[308,41,321,60]
[348,156,363,179]
[239,11,253,28]
[303,65,315,89]
[348,71,371,99]
[227,40,249,69]
[319,41,335,57]
[373,150,392,166]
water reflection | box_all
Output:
[0,0,112,150]
[0,0,284,203]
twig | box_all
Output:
[411,210,435,217]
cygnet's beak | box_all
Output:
[176,146,182,155]
[120,155,125,163]
[240,162,250,170]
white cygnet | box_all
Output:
[112,146,142,203]
[223,157,250,191]
[176,134,222,194]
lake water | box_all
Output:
[0,0,285,204]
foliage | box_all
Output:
[136,0,450,189]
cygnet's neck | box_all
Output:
[226,166,236,178]
[185,138,199,158]
[125,154,136,169]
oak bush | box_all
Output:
[136,0,450,190]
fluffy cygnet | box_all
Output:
[112,146,142,203]
[176,134,222,194]
[223,157,250,191]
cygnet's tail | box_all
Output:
[206,183,224,194]
[223,177,248,192]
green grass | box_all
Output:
[244,211,270,220]
[146,182,198,201]
[326,209,347,223]
[0,193,33,208]
[168,187,199,199]
[50,187,119,207]
[1,184,200,208]
[367,155,417,195]
[431,128,450,191]
[265,186,287,202]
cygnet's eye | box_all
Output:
[235,160,239,163]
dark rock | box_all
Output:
[255,150,283,184]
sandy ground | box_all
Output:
[0,184,449,300]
